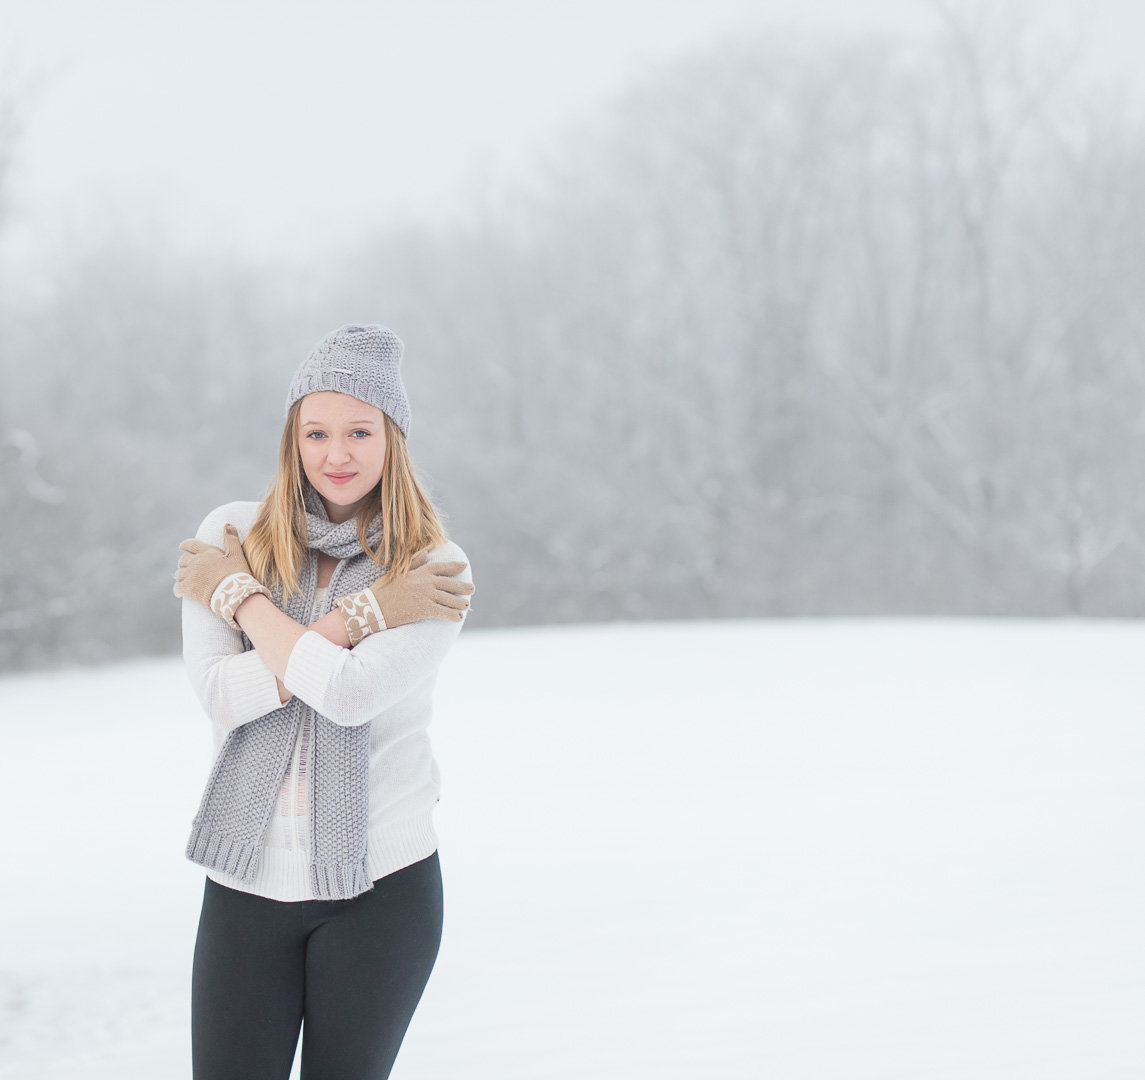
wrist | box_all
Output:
[337,588,388,646]
[211,571,271,629]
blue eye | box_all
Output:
[304,429,370,440]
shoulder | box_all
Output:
[194,501,262,546]
[425,538,472,583]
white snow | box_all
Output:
[1,619,1142,1078]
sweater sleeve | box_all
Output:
[180,502,285,733]
[282,543,473,727]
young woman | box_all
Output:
[173,323,475,1080]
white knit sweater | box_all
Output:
[180,500,472,902]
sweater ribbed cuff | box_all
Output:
[220,649,286,729]
[282,630,341,712]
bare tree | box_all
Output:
[8,8,1145,671]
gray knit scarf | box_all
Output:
[186,483,386,900]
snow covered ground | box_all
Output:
[1,619,1142,1079]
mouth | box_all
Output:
[325,472,357,485]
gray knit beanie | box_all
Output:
[285,324,411,437]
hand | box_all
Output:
[173,523,270,627]
[337,550,475,645]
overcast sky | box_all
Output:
[0,0,1133,274]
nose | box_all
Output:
[326,437,353,465]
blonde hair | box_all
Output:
[244,400,447,600]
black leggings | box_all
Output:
[191,851,443,1080]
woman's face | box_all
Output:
[297,391,388,525]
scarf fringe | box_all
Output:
[311,859,373,900]
[186,825,373,901]
[186,825,261,881]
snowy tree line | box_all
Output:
[3,11,1145,671]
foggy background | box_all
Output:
[3,0,1145,672]
[3,5,1145,1078]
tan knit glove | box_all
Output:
[173,523,271,629]
[337,550,474,645]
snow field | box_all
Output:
[1,619,1143,1078]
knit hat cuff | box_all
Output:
[285,323,412,437]
[290,369,411,434]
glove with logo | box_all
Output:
[337,550,474,645]
[173,523,271,629]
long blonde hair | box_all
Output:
[244,400,447,600]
